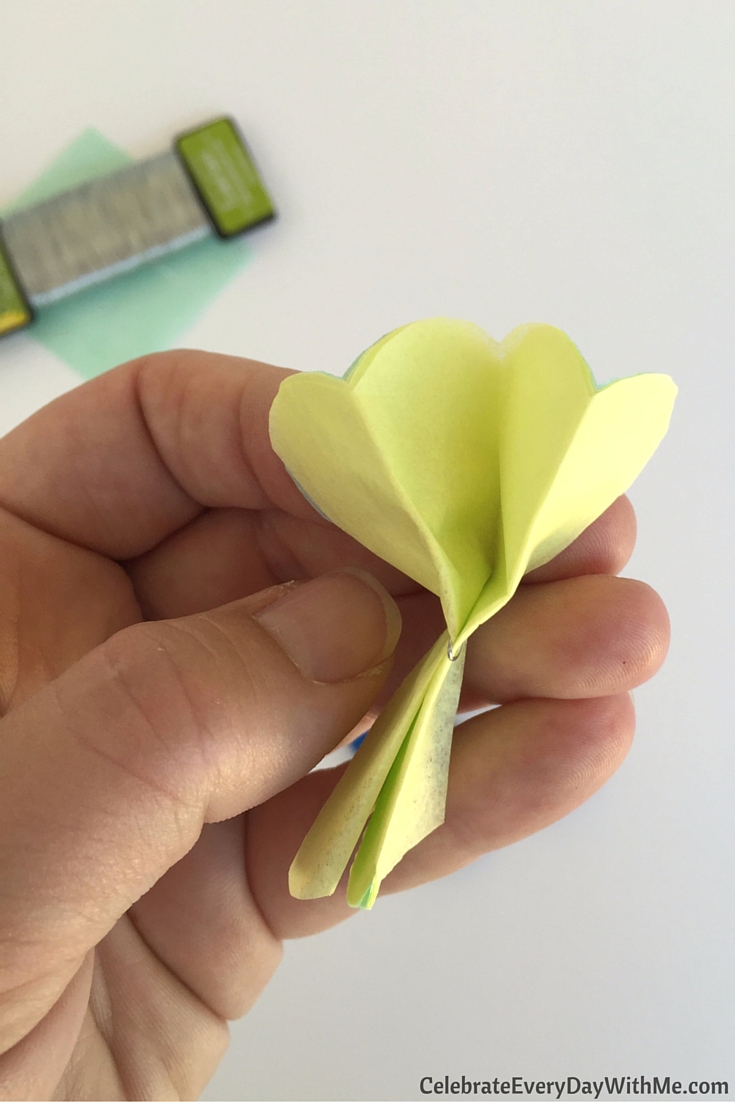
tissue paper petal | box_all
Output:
[460,326,677,642]
[270,318,503,640]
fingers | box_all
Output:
[375,563,666,715]
[127,507,415,621]
[125,493,635,628]
[385,694,635,891]
[0,508,141,713]
[245,563,662,940]
[246,694,635,938]
[0,953,93,1102]
[522,494,637,583]
[463,575,670,705]
[0,569,400,1054]
[128,818,283,1022]
[0,351,307,559]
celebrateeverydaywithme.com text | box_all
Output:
[418,1077,730,1098]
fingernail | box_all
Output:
[254,568,402,683]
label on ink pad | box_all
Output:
[175,117,275,238]
[0,232,33,336]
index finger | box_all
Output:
[0,351,311,559]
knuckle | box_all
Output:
[70,619,224,809]
[93,612,276,798]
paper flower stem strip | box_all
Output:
[346,637,466,909]
[288,631,465,906]
[269,319,677,908]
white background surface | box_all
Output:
[1,3,733,1100]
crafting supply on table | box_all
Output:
[0,117,274,337]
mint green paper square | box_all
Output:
[4,129,252,379]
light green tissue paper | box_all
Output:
[271,318,677,908]
[3,129,252,379]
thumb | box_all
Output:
[0,568,400,1053]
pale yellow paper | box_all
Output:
[287,632,447,898]
[346,639,466,909]
[269,318,677,908]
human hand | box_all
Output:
[0,352,669,1100]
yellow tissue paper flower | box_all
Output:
[269,318,677,909]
